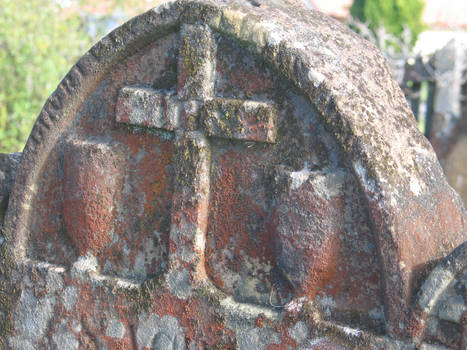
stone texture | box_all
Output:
[63,138,126,255]
[201,99,277,142]
[411,242,467,349]
[0,0,465,349]
[0,152,21,223]
[116,86,180,130]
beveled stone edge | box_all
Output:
[409,241,467,343]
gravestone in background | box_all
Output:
[429,38,467,204]
[0,0,466,349]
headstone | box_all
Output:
[444,135,467,204]
[429,38,467,204]
[1,0,465,349]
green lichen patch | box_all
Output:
[201,98,277,143]
[178,23,216,100]
[179,2,222,26]
[174,134,211,190]
[182,34,204,78]
[196,282,226,307]
[117,273,165,314]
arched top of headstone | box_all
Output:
[3,0,466,346]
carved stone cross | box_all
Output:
[115,24,277,288]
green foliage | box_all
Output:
[0,0,92,152]
[350,0,425,46]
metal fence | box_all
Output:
[400,56,437,138]
[400,49,467,141]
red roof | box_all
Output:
[310,0,467,29]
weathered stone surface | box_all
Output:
[411,242,467,349]
[201,99,277,142]
[63,138,126,255]
[1,0,465,349]
[0,153,21,223]
[116,86,181,130]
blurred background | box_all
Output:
[0,0,466,202]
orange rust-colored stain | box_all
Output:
[229,68,274,96]
[265,322,297,350]
[29,148,78,266]
[63,151,120,255]
[205,150,276,294]
[142,290,236,349]
[302,233,343,300]
[276,178,345,300]
[405,307,428,341]
[395,191,466,301]
[95,130,174,278]
[254,315,265,328]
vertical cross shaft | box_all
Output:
[167,24,214,289]
[115,24,278,295]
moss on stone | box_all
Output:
[118,273,165,314]
[201,98,276,143]
[180,2,221,26]
[175,136,211,190]
[182,35,203,77]
[196,282,225,307]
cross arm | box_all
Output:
[116,86,180,130]
[200,98,278,143]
